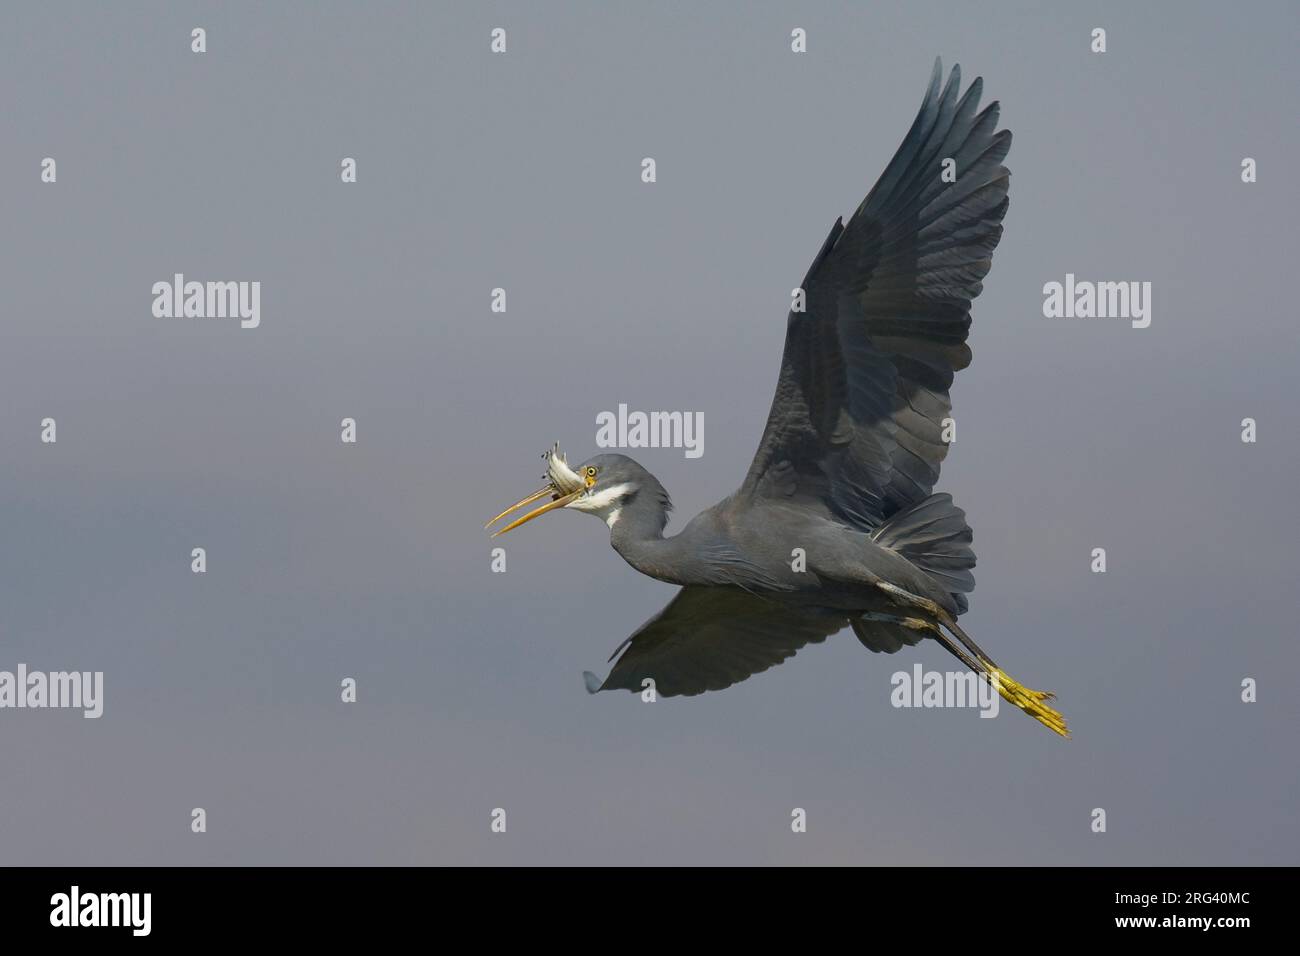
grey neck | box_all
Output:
[607,493,681,584]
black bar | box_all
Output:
[0,866,1285,941]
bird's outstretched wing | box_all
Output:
[586,587,848,697]
[741,59,1010,531]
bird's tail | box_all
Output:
[871,493,975,611]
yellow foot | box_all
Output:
[989,668,1070,738]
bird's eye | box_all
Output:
[585,467,597,478]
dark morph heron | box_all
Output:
[487,60,1068,736]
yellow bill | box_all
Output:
[486,487,583,537]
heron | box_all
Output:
[487,59,1068,737]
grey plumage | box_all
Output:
[489,60,1068,736]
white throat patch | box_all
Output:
[566,482,634,521]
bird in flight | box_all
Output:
[487,59,1068,737]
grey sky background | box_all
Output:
[2,1,1297,865]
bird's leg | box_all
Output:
[865,610,1066,735]
[862,612,984,672]
[874,582,1070,738]
[874,582,993,660]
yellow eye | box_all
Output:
[585,466,597,478]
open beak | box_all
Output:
[486,444,588,537]
[485,486,583,537]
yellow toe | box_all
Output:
[990,668,1070,738]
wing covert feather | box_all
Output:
[743,59,1010,531]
